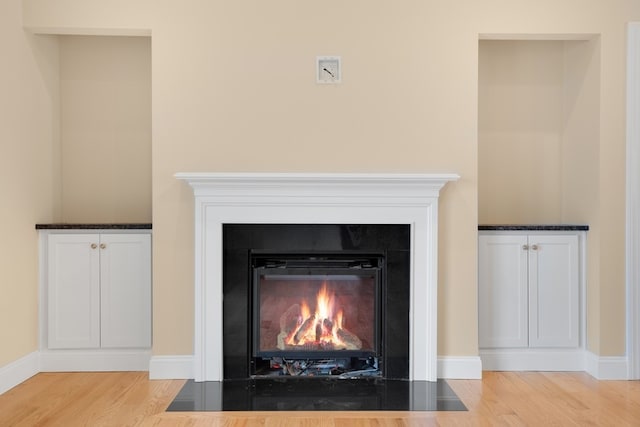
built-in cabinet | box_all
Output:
[478,227,586,371]
[39,226,152,371]
[47,233,151,349]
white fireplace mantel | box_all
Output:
[176,172,459,382]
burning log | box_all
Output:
[337,328,362,350]
[277,304,301,350]
[293,315,316,344]
[322,318,333,331]
[279,303,301,334]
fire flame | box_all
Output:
[285,283,349,348]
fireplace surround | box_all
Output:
[224,224,410,379]
[176,172,459,382]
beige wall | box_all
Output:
[478,39,600,224]
[60,35,151,223]
[0,0,59,366]
[14,0,640,366]
[479,40,566,224]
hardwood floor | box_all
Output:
[0,371,639,426]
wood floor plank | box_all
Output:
[1,372,639,426]
[542,372,640,426]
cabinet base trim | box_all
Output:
[40,349,151,372]
[149,355,194,379]
[438,356,483,379]
[0,352,40,395]
[480,349,586,371]
[481,349,631,379]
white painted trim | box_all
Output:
[38,231,48,352]
[176,172,459,382]
[149,355,194,379]
[626,22,640,381]
[437,356,483,379]
[175,172,461,195]
[585,352,629,380]
[0,352,40,395]
[40,350,151,372]
[480,349,586,371]
[579,231,588,350]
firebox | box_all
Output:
[251,253,383,377]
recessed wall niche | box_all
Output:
[478,38,600,225]
[60,35,151,223]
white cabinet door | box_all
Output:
[478,234,529,348]
[100,234,152,348]
[479,232,580,350]
[528,235,579,348]
[48,234,101,349]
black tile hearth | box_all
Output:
[166,378,467,412]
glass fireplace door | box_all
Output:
[252,256,381,360]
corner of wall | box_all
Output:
[585,351,629,380]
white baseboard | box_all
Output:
[149,355,194,379]
[480,348,586,371]
[0,352,40,395]
[585,351,629,379]
[438,356,483,379]
[40,349,151,372]
[480,349,630,379]
[4,350,627,394]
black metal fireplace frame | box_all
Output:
[250,251,384,360]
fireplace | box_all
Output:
[176,172,459,382]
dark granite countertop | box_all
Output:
[36,223,152,230]
[479,224,588,231]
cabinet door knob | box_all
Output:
[522,245,529,250]
[100,243,107,249]
[531,244,539,251]
[91,243,97,249]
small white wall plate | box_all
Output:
[317,56,341,84]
